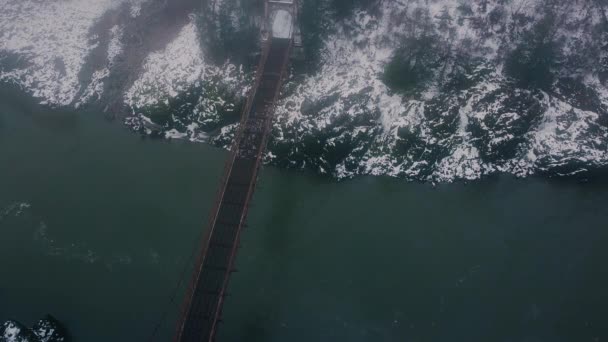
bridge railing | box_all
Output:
[206,37,294,341]
[173,40,273,341]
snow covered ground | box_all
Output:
[125,21,206,108]
[0,0,606,182]
[268,0,608,181]
[0,0,131,106]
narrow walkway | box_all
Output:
[174,37,292,342]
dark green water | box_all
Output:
[1,85,608,342]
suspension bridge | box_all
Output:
[173,1,299,341]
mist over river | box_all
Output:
[1,84,608,341]
[2,0,608,340]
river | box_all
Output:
[1,84,607,341]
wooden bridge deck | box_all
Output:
[174,37,292,342]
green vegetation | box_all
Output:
[383,34,443,94]
[298,0,379,72]
[330,0,378,18]
[504,14,559,90]
[298,0,331,72]
[133,78,244,139]
[469,88,544,163]
[197,0,262,68]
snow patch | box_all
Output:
[2,321,21,342]
[0,202,31,220]
[128,0,148,18]
[0,0,124,106]
[125,20,205,108]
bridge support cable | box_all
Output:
[174,36,293,342]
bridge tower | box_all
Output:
[262,0,301,46]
